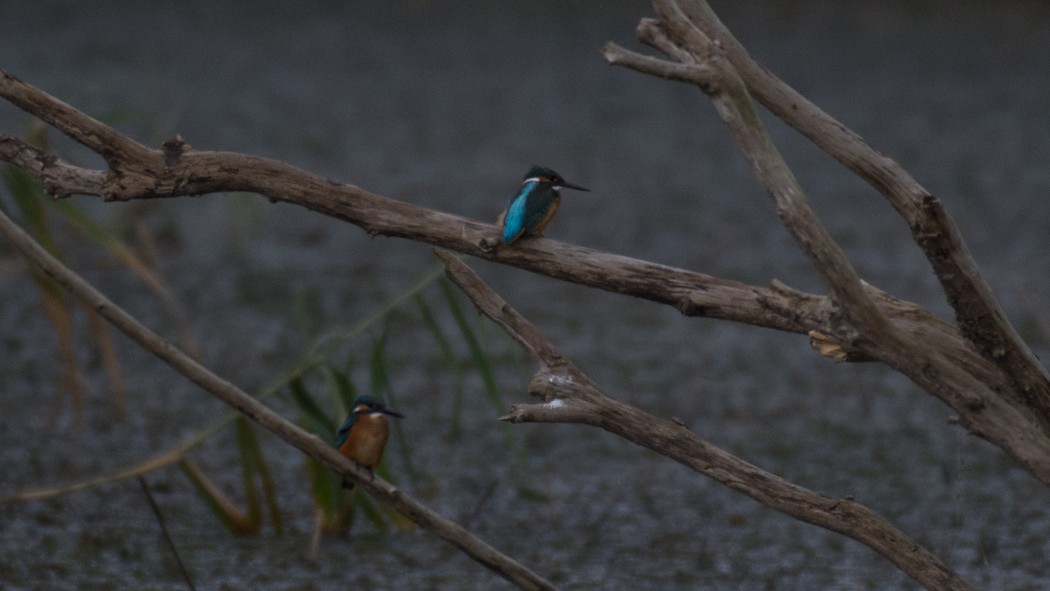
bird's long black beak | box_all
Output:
[377,408,404,418]
[558,180,590,192]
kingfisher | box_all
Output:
[498,165,589,245]
[335,395,404,490]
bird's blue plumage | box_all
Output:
[498,166,587,245]
[501,181,539,243]
[335,413,358,446]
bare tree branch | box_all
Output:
[0,71,154,167]
[603,0,1050,488]
[4,64,1050,488]
[2,2,1049,586]
[0,72,897,341]
[664,0,1050,424]
[436,249,976,591]
[640,0,925,362]
[0,135,107,196]
[0,206,559,591]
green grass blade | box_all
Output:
[1,166,55,250]
[415,292,455,361]
[369,326,392,399]
[234,417,263,528]
[289,376,336,442]
[439,278,535,491]
[308,266,444,360]
[415,293,465,439]
[234,416,285,533]
[323,362,358,415]
[440,278,503,413]
[288,376,357,529]
[369,326,420,490]
[250,435,283,534]
[306,456,343,525]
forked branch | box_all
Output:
[644,0,1050,423]
[1,2,1048,588]
[436,249,975,591]
[3,55,1050,485]
[602,0,1050,486]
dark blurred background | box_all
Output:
[2,1,1050,589]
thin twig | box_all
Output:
[139,476,197,591]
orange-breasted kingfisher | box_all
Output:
[498,165,589,245]
[335,395,404,489]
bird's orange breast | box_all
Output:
[337,414,390,469]
[531,195,561,236]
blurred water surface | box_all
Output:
[2,1,1050,589]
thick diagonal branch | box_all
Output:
[0,207,558,591]
[436,250,974,591]
[0,72,874,340]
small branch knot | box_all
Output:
[528,371,577,401]
[479,235,500,253]
[162,135,190,167]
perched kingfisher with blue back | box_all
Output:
[335,395,404,490]
[498,165,589,245]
